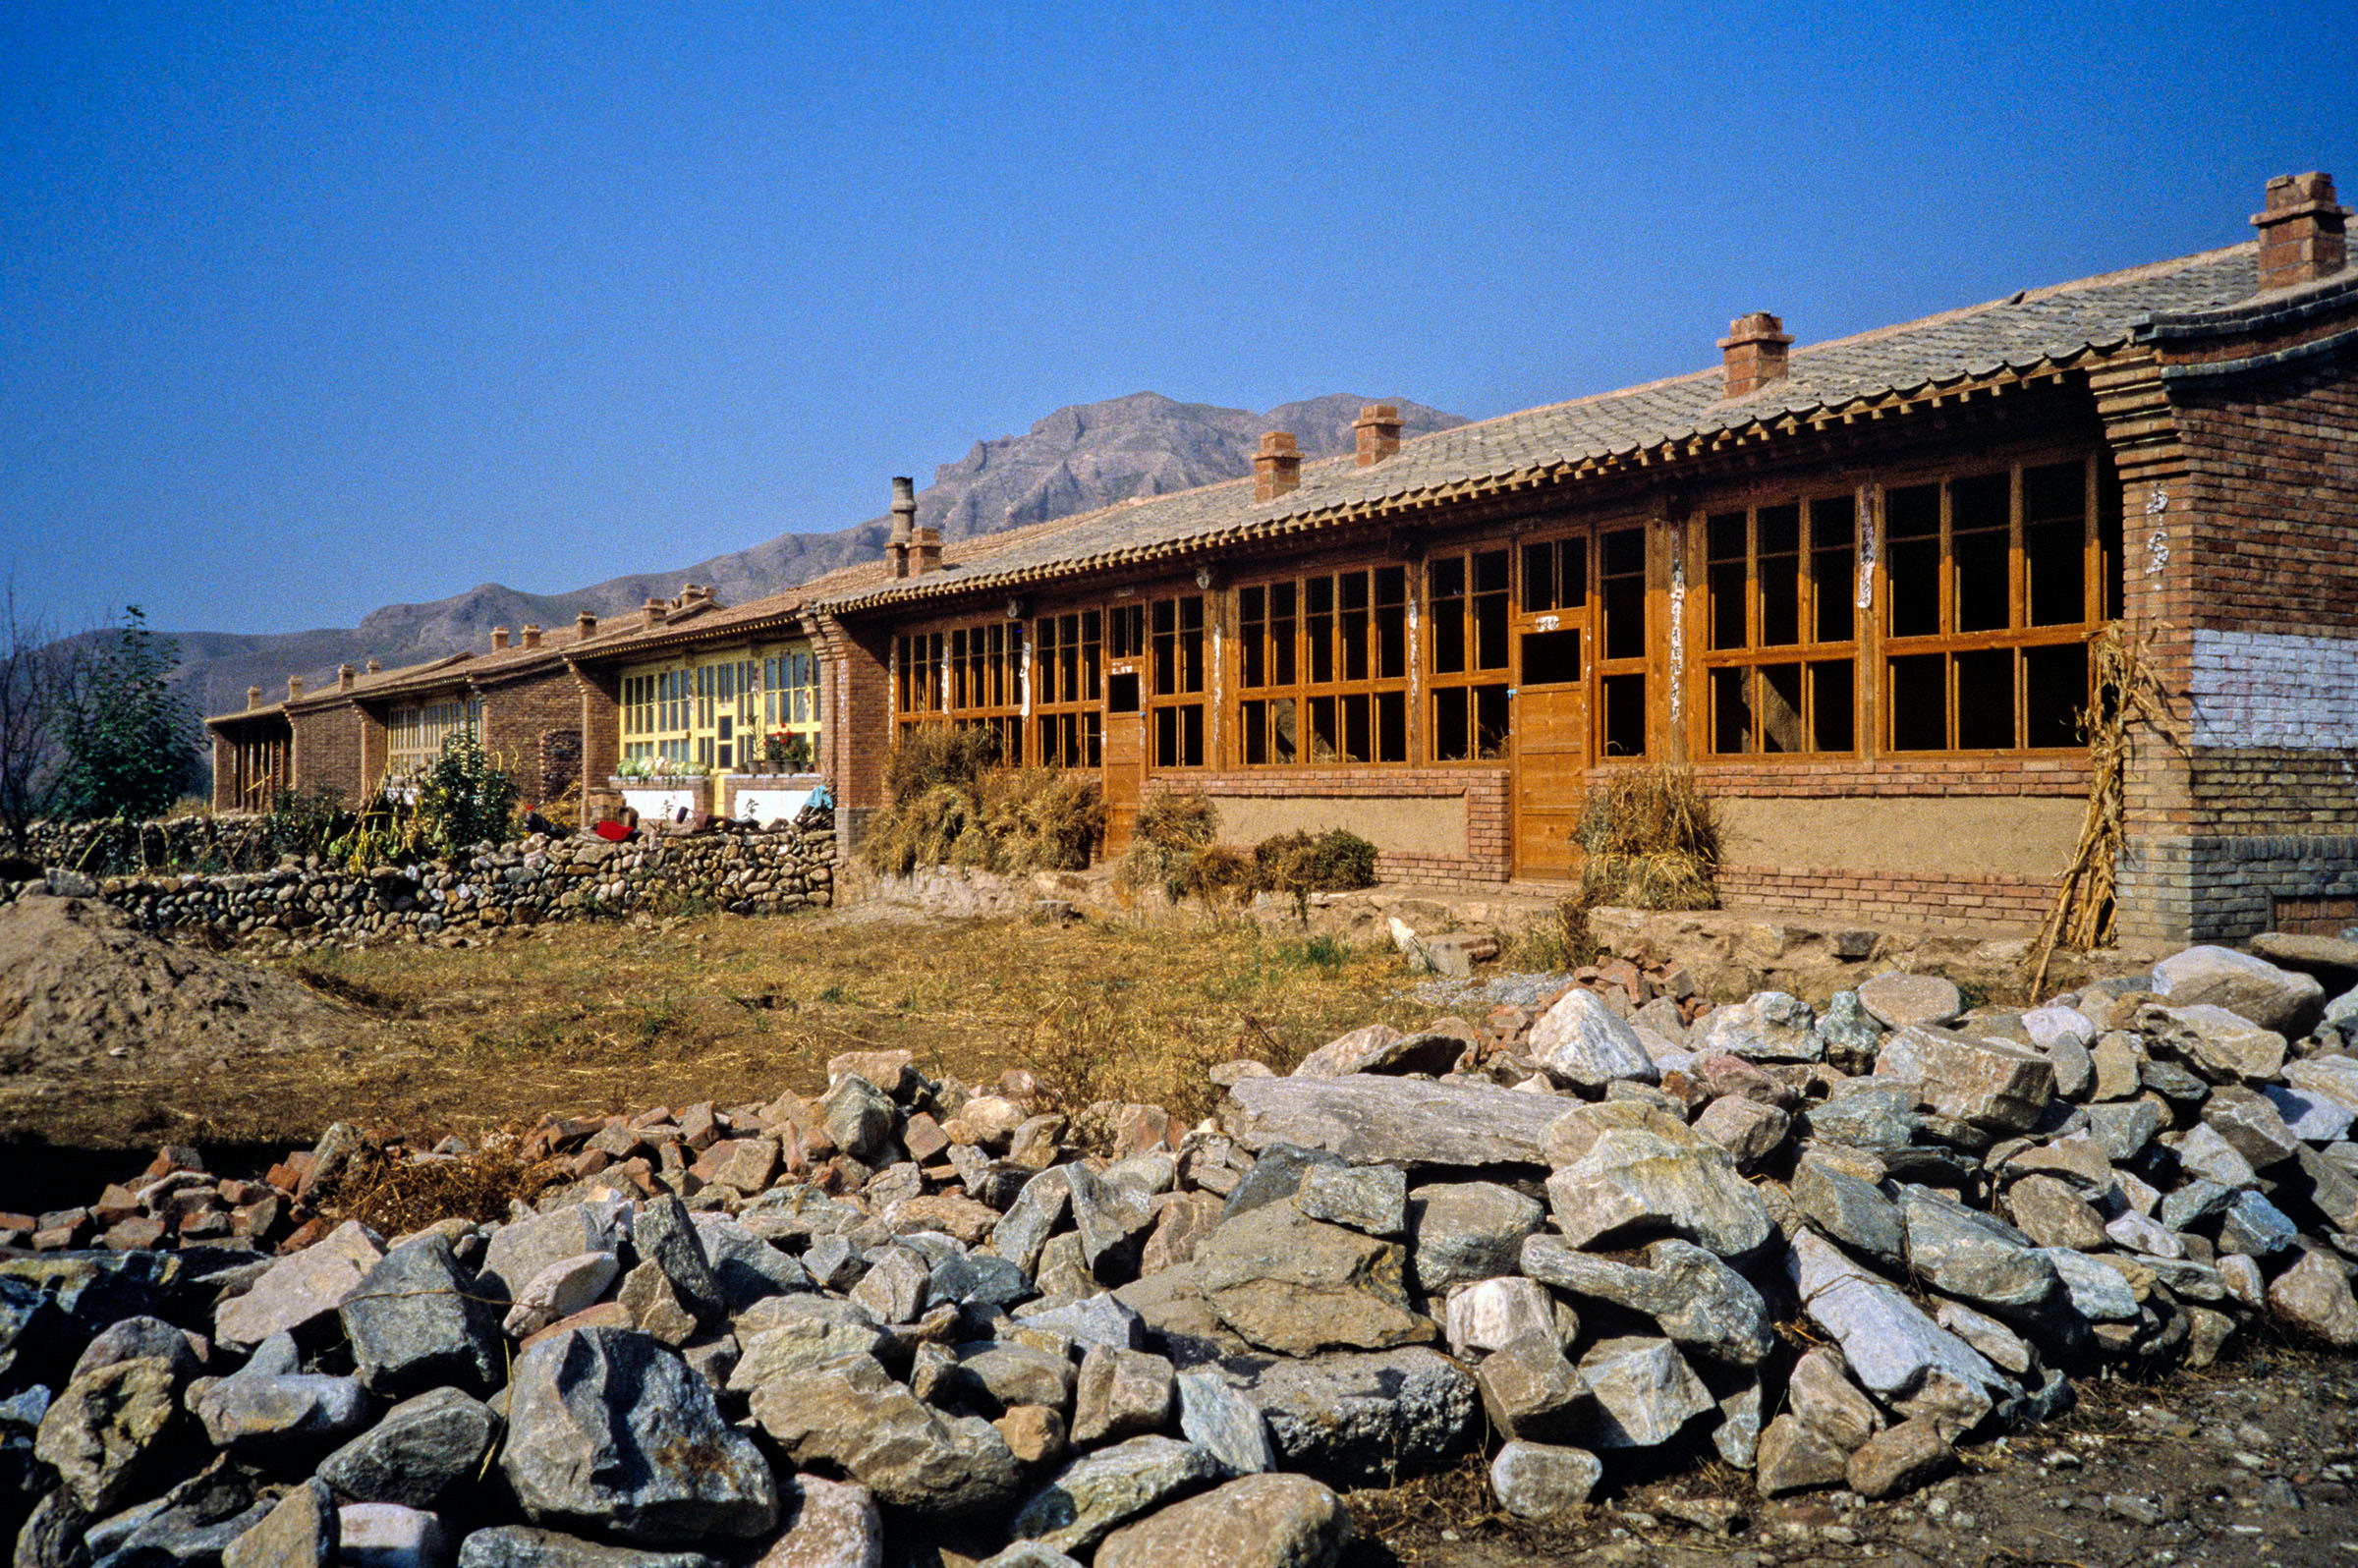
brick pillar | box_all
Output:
[1254,432,1301,501]
[1353,404,1402,466]
[576,666,623,820]
[2252,172,2349,292]
[1718,312,1792,398]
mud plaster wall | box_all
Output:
[1718,796,2084,880]
[1207,794,1469,856]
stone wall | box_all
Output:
[5,823,838,944]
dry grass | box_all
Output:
[0,906,1427,1160]
[325,1135,569,1235]
[1575,764,1722,911]
[862,725,1105,875]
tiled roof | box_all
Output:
[815,243,2265,613]
[566,589,809,664]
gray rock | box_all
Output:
[1814,990,1885,1068]
[214,1218,384,1349]
[1068,1166,1154,1279]
[1792,1159,1907,1268]
[88,1467,271,1565]
[821,1076,896,1162]
[1574,1336,1713,1448]
[1519,1235,1771,1364]
[2290,1144,2358,1233]
[318,1385,500,1509]
[972,1546,1084,1568]
[846,1246,929,1324]
[1529,988,1658,1089]
[2152,945,2325,1036]
[1858,973,1963,1030]
[1899,1186,2061,1312]
[1875,1025,2055,1133]
[2218,1190,2301,1257]
[2202,1086,2302,1169]
[1291,1024,1462,1079]
[1442,1276,1558,1357]
[1475,1329,1593,1442]
[1543,1121,1771,1258]
[1175,1371,1274,1476]
[2084,1098,2165,1162]
[2174,1123,2259,1188]
[1293,1163,1407,1238]
[2284,1054,2358,1113]
[196,1367,375,1454]
[342,1232,504,1396]
[1018,1294,1147,1352]
[1010,1436,1222,1555]
[1405,1182,1545,1294]
[1093,1472,1353,1568]
[2158,1177,2235,1232]
[1786,1231,2007,1430]
[503,1253,622,1338]
[1713,1374,1764,1469]
[1221,1075,1565,1167]
[694,1217,814,1309]
[1691,1095,1790,1170]
[2003,1175,2109,1252]
[930,1250,1035,1310]
[1786,1346,1880,1451]
[955,1343,1078,1414]
[988,1168,1073,1273]
[1196,1202,1433,1355]
[222,1479,336,1568]
[2262,1084,2357,1144]
[338,1502,453,1568]
[632,1196,725,1325]
[32,1357,179,1513]
[2022,1003,2098,1052]
[726,1298,889,1391]
[502,1326,776,1544]
[456,1527,722,1567]
[2140,1003,2288,1084]
[2043,1036,2097,1101]
[1755,1413,1849,1496]
[758,1476,882,1568]
[1236,1346,1478,1487]
[2266,1248,2358,1347]
[2038,1249,2139,1321]
[478,1206,618,1306]
[1933,1300,2034,1374]
[69,1316,204,1384]
[749,1353,1020,1518]
[1846,1417,1953,1499]
[1488,1440,1601,1519]
[1694,991,1822,1062]
[1802,1086,1918,1149]
[617,1260,698,1346]
[1072,1345,1175,1446]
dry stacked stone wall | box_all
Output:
[0,824,837,944]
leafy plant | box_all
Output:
[762,730,814,771]
[263,782,349,859]
[415,729,519,856]
[53,606,198,822]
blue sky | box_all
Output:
[3,1,2353,636]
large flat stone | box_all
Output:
[1874,1026,2054,1133]
[1221,1076,1563,1168]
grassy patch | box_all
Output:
[1,908,1430,1158]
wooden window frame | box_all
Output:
[1235,565,1411,766]
[1426,544,1514,762]
[385,695,480,783]
[1149,593,1207,769]
[1033,609,1104,768]
[1880,453,2104,756]
[1696,492,1861,758]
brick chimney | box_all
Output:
[1719,312,1792,398]
[366,657,381,674]
[521,623,542,648]
[887,476,918,580]
[491,627,510,651]
[337,663,355,692]
[643,596,668,627]
[577,610,597,639]
[1353,404,1402,467]
[2253,171,2349,291]
[1254,431,1302,501]
[911,525,943,576]
[287,675,305,701]
[247,685,261,710]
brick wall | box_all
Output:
[477,667,585,810]
[1715,865,2057,931]
[288,701,367,805]
[815,617,894,811]
[1142,767,1512,885]
[1692,756,2093,798]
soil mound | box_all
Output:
[0,894,361,1081]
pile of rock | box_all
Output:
[3,936,2356,1565]
[2,824,838,951]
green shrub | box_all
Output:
[416,730,520,857]
[263,783,350,859]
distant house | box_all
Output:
[799,173,2358,944]
[564,587,825,825]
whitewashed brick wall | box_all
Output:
[2189,630,2358,750]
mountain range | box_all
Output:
[172,391,1467,719]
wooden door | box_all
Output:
[1100,666,1146,853]
[1512,535,1593,877]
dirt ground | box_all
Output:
[1347,1343,2358,1568]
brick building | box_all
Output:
[806,174,2358,943]
[565,587,824,824]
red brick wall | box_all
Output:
[477,667,585,810]
[815,616,894,811]
[1715,865,2056,930]
[288,701,368,805]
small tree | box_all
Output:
[415,728,519,856]
[54,605,196,823]
[0,585,81,850]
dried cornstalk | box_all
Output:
[2026,623,2181,996]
